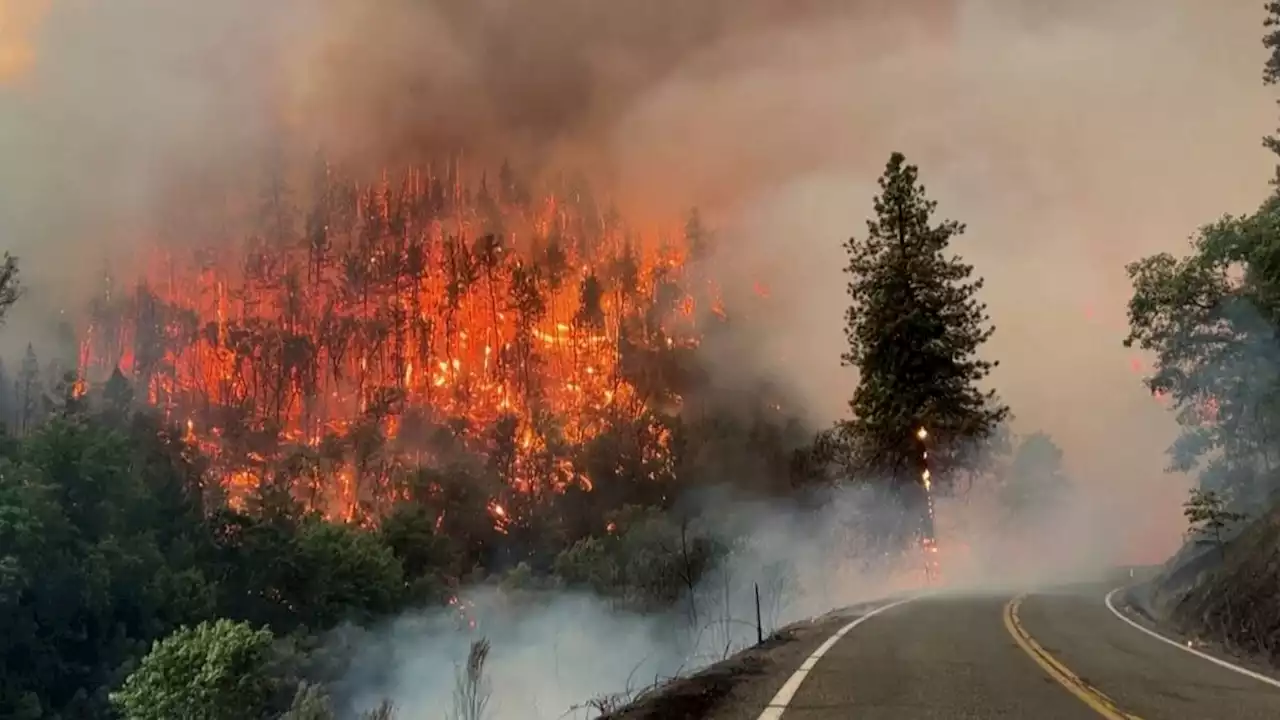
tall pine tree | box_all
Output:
[1264,1,1280,177]
[17,343,42,434]
[839,153,1008,527]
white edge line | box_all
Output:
[1104,586,1280,690]
[755,595,918,720]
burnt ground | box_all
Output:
[600,600,898,720]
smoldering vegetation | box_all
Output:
[323,485,911,719]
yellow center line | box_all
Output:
[1003,595,1144,720]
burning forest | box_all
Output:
[71,157,737,529]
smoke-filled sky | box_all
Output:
[1,0,1276,561]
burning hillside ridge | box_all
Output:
[73,157,741,525]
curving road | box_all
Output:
[716,578,1280,720]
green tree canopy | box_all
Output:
[1183,487,1248,559]
[109,619,289,720]
[1125,196,1280,510]
[0,408,217,719]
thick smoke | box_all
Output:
[326,486,924,719]
[329,476,1123,720]
[3,0,1278,716]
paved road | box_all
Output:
[749,582,1280,719]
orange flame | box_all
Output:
[78,164,708,520]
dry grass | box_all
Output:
[361,700,397,720]
[451,638,493,720]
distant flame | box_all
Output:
[489,502,511,534]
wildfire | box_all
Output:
[78,161,709,520]
[916,425,941,583]
[488,501,511,534]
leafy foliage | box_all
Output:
[0,411,216,719]
[836,152,1008,524]
[554,505,725,617]
[1183,488,1249,557]
[1125,197,1280,509]
[109,620,289,720]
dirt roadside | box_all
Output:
[602,598,903,720]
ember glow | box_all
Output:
[77,161,712,519]
[917,425,941,583]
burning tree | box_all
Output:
[75,156,723,531]
[836,152,1009,548]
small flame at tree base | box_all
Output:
[920,536,943,585]
[915,425,941,585]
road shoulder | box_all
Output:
[1112,583,1280,686]
[603,599,904,720]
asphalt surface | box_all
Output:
[741,581,1280,719]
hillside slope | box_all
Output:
[1150,509,1280,664]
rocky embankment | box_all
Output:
[1138,509,1280,666]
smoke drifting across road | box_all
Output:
[2,0,1277,716]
